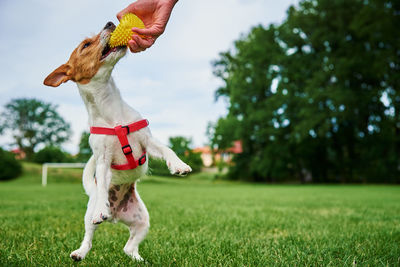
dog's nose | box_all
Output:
[104,21,115,30]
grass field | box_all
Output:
[0,163,399,266]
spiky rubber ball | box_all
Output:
[109,13,145,48]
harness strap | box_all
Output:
[90,119,149,170]
[90,119,149,135]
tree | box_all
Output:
[169,136,192,158]
[33,146,74,164]
[150,136,203,175]
[210,0,400,183]
[0,98,71,159]
[168,136,203,173]
[76,131,92,162]
[149,136,203,176]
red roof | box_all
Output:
[192,146,212,154]
[226,140,242,154]
[193,140,243,155]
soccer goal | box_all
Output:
[42,163,86,186]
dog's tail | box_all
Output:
[82,155,96,196]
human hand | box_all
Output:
[117,0,178,53]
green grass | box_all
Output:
[0,163,399,266]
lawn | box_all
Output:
[0,163,399,266]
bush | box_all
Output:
[184,152,203,173]
[168,136,204,174]
[148,152,203,177]
[76,131,91,162]
[148,157,171,176]
[33,146,74,164]
[0,148,22,181]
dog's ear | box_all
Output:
[43,64,72,87]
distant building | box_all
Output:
[10,148,26,160]
[226,140,243,154]
[193,141,242,167]
[192,146,213,167]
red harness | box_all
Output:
[90,119,149,170]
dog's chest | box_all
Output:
[90,133,148,185]
[90,133,143,161]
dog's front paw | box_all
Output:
[92,205,112,224]
[70,250,85,262]
[167,160,192,176]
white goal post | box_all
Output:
[42,163,86,186]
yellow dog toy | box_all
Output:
[109,14,145,48]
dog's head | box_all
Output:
[44,22,127,87]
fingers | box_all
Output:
[127,35,155,53]
[116,9,128,20]
[127,40,143,53]
[134,34,155,49]
[116,11,123,20]
[131,26,164,37]
[127,34,155,53]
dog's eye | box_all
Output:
[82,42,91,49]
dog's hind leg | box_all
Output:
[122,189,150,261]
[70,196,98,261]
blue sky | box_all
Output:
[0,0,299,153]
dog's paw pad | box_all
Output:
[168,161,192,176]
[70,251,83,262]
[92,215,103,225]
[93,219,103,225]
[92,211,111,225]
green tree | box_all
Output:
[169,136,192,157]
[76,131,91,162]
[0,98,71,159]
[210,0,400,183]
[148,158,171,176]
[33,146,74,164]
[169,136,203,173]
[150,136,203,175]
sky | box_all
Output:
[0,0,299,154]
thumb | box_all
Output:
[116,10,127,21]
[116,4,138,21]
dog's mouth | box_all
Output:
[100,44,126,61]
[101,44,116,60]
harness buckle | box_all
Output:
[122,145,132,155]
[122,125,130,134]
[138,154,146,166]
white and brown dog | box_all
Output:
[44,22,191,262]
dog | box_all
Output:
[43,21,192,262]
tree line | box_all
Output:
[0,98,202,175]
[209,0,400,183]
